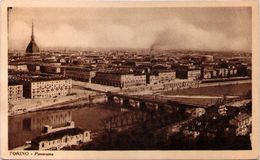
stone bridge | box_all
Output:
[105,92,204,113]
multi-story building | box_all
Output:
[9,73,72,99]
[176,68,201,80]
[40,65,62,74]
[157,70,176,83]
[8,82,23,100]
[31,128,91,150]
[202,67,238,80]
[93,71,146,88]
[148,74,159,85]
[148,70,176,84]
[27,63,41,72]
[8,63,29,72]
[65,67,96,82]
[201,67,216,79]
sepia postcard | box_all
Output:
[0,0,259,159]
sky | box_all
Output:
[8,7,252,52]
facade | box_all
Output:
[148,70,176,85]
[93,71,146,88]
[65,67,96,82]
[40,65,62,74]
[163,80,200,90]
[201,67,217,79]
[157,71,176,83]
[27,64,41,72]
[121,74,146,88]
[176,69,201,80]
[202,67,238,79]
[31,128,91,150]
[148,74,159,85]
[29,79,72,99]
[9,73,72,99]
[8,64,29,72]
[8,83,23,100]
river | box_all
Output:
[9,103,121,149]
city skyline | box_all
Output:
[2,0,257,158]
[8,7,252,52]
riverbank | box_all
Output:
[163,81,251,97]
[9,79,251,116]
[8,92,107,116]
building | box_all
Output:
[8,82,23,100]
[9,73,72,99]
[26,22,40,54]
[93,71,146,88]
[176,68,201,80]
[201,66,238,80]
[158,71,176,83]
[30,128,91,150]
[40,65,63,74]
[27,63,41,72]
[148,74,159,85]
[8,63,29,72]
[65,67,96,82]
[202,55,214,62]
[201,67,217,79]
[216,68,227,77]
[148,70,176,85]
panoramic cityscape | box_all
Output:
[8,7,252,150]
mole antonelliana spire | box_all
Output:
[25,21,40,54]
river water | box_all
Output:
[9,104,121,149]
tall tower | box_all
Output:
[26,22,40,54]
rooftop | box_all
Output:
[32,128,85,143]
[9,73,70,82]
[65,67,95,72]
[8,81,22,86]
[96,70,143,75]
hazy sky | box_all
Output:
[8,7,252,51]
